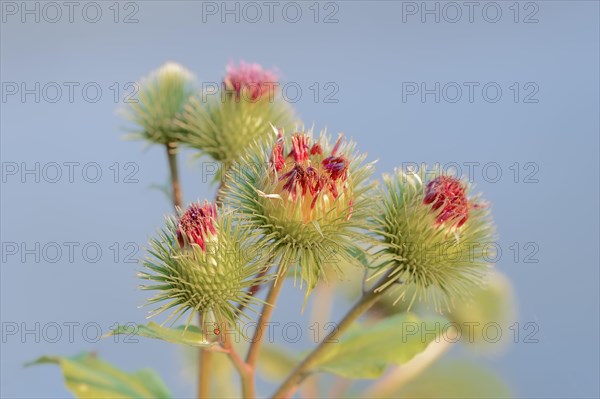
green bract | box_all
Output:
[177,91,296,168]
[139,209,269,327]
[369,169,497,311]
[222,129,375,298]
[122,62,195,144]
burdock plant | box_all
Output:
[34,61,514,399]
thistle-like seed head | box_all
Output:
[176,62,296,168]
[122,62,195,145]
[369,170,497,312]
[139,202,270,327]
[223,128,375,297]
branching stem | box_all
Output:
[246,277,287,368]
[270,271,395,398]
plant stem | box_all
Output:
[271,272,394,399]
[166,142,182,210]
[237,276,286,398]
[165,141,212,399]
[300,283,334,397]
[224,262,274,397]
[197,171,233,398]
[246,277,286,368]
[242,366,256,399]
[222,338,254,398]
[197,313,212,399]
[271,290,380,398]
[198,346,212,398]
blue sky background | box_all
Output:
[1,1,599,398]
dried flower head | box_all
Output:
[140,202,269,327]
[177,62,296,169]
[369,170,496,312]
[224,61,278,101]
[122,62,195,144]
[223,128,375,297]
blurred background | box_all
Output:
[1,1,599,398]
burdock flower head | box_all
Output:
[139,201,269,326]
[176,201,217,251]
[122,62,195,144]
[369,169,496,311]
[224,61,278,101]
[224,128,375,296]
[177,61,296,169]
[423,176,470,228]
[268,131,353,222]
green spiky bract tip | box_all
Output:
[176,88,296,168]
[369,169,497,312]
[222,128,376,301]
[122,62,195,145]
[139,207,271,329]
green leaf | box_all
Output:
[394,361,512,398]
[257,344,298,381]
[445,270,517,351]
[105,322,215,348]
[27,352,171,398]
[312,313,446,379]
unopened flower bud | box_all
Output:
[370,170,497,311]
[224,61,278,101]
[140,205,270,326]
[178,62,296,165]
[122,62,195,145]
